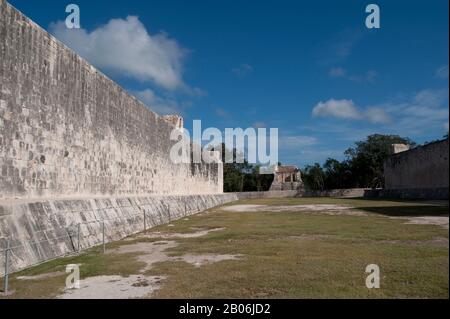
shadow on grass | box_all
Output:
[357,205,449,217]
[344,197,449,205]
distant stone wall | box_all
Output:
[384,139,449,190]
[0,0,222,200]
[299,188,367,198]
[236,190,300,199]
[235,189,367,199]
[364,188,449,200]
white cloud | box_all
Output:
[333,29,363,60]
[329,67,347,77]
[412,88,448,107]
[215,108,230,119]
[232,64,253,77]
[435,65,449,80]
[329,67,377,83]
[50,16,187,90]
[365,107,391,124]
[382,88,449,134]
[318,29,363,65]
[312,99,391,124]
[132,89,183,115]
[279,135,318,150]
[312,99,361,120]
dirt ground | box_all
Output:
[57,228,241,298]
[2,197,448,299]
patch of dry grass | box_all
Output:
[1,197,448,299]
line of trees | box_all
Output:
[221,133,448,192]
[214,143,274,192]
[302,134,416,190]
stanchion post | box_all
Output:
[77,223,81,252]
[144,210,147,231]
[102,221,106,254]
[3,240,10,294]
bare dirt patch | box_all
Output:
[135,227,226,240]
[58,275,165,299]
[178,254,242,267]
[397,216,449,229]
[108,241,178,272]
[16,271,65,281]
[110,239,243,271]
[222,204,367,216]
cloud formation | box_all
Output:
[435,65,449,80]
[312,99,391,124]
[381,88,449,134]
[312,99,361,120]
[50,16,187,90]
[132,89,184,115]
[329,67,377,83]
[313,88,448,135]
[279,135,318,150]
[232,64,253,77]
[318,29,363,65]
[215,107,231,119]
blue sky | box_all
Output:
[8,0,449,167]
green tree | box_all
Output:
[216,143,273,192]
[302,163,326,191]
[344,134,415,188]
[323,158,353,189]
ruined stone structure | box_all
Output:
[376,139,449,199]
[0,0,233,274]
[269,165,304,191]
[389,143,410,154]
[0,0,222,200]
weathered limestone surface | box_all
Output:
[300,188,368,198]
[0,0,222,200]
[0,193,239,275]
[364,188,449,200]
[236,190,300,199]
[384,139,449,190]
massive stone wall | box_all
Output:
[0,193,238,275]
[384,139,449,191]
[0,0,222,200]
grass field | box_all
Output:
[1,197,448,299]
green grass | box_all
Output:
[1,197,448,299]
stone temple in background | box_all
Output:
[270,165,304,191]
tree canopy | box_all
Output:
[302,134,416,190]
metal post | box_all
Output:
[185,201,187,215]
[143,210,147,231]
[3,240,10,294]
[102,221,106,254]
[77,223,81,253]
[167,204,171,222]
